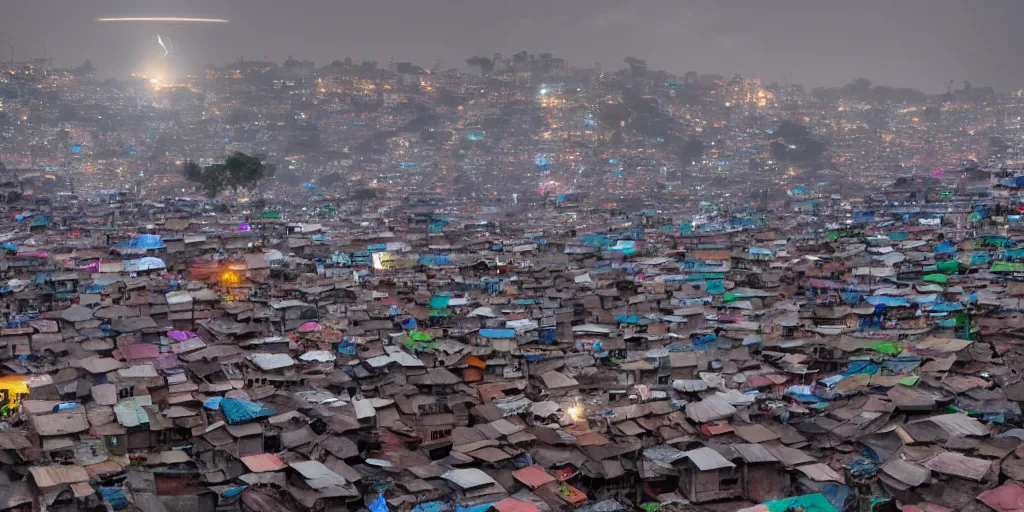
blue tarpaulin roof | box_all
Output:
[412,502,443,512]
[99,487,129,510]
[864,296,910,307]
[419,254,453,267]
[456,504,494,512]
[369,494,390,512]
[220,398,275,424]
[480,329,516,339]
[116,234,165,249]
[203,397,223,410]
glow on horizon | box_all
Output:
[96,17,229,23]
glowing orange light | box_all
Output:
[220,270,240,285]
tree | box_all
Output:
[841,77,872,99]
[680,138,704,168]
[352,187,378,201]
[513,51,530,71]
[769,121,828,170]
[55,129,71,150]
[465,56,494,76]
[182,152,274,198]
[609,130,624,146]
[317,172,344,188]
[183,160,222,197]
[75,59,94,78]
[275,167,303,187]
[623,57,647,78]
[989,136,1010,160]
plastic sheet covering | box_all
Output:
[220,398,276,424]
[369,494,390,512]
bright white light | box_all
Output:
[96,17,229,23]
[567,404,584,421]
[539,88,548,95]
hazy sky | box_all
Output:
[4,0,1024,92]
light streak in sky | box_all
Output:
[157,35,170,59]
[96,17,229,23]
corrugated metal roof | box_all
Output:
[765,445,816,467]
[672,379,709,393]
[352,399,376,419]
[796,463,844,483]
[881,458,931,487]
[247,353,296,370]
[241,454,287,473]
[685,396,737,423]
[733,424,782,444]
[30,409,90,436]
[732,443,779,464]
[643,445,686,463]
[682,447,735,471]
[917,413,990,438]
[539,371,578,389]
[922,451,991,481]
[289,460,347,489]
[512,465,555,489]
[28,465,89,488]
[977,481,1024,512]
[440,468,498,489]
